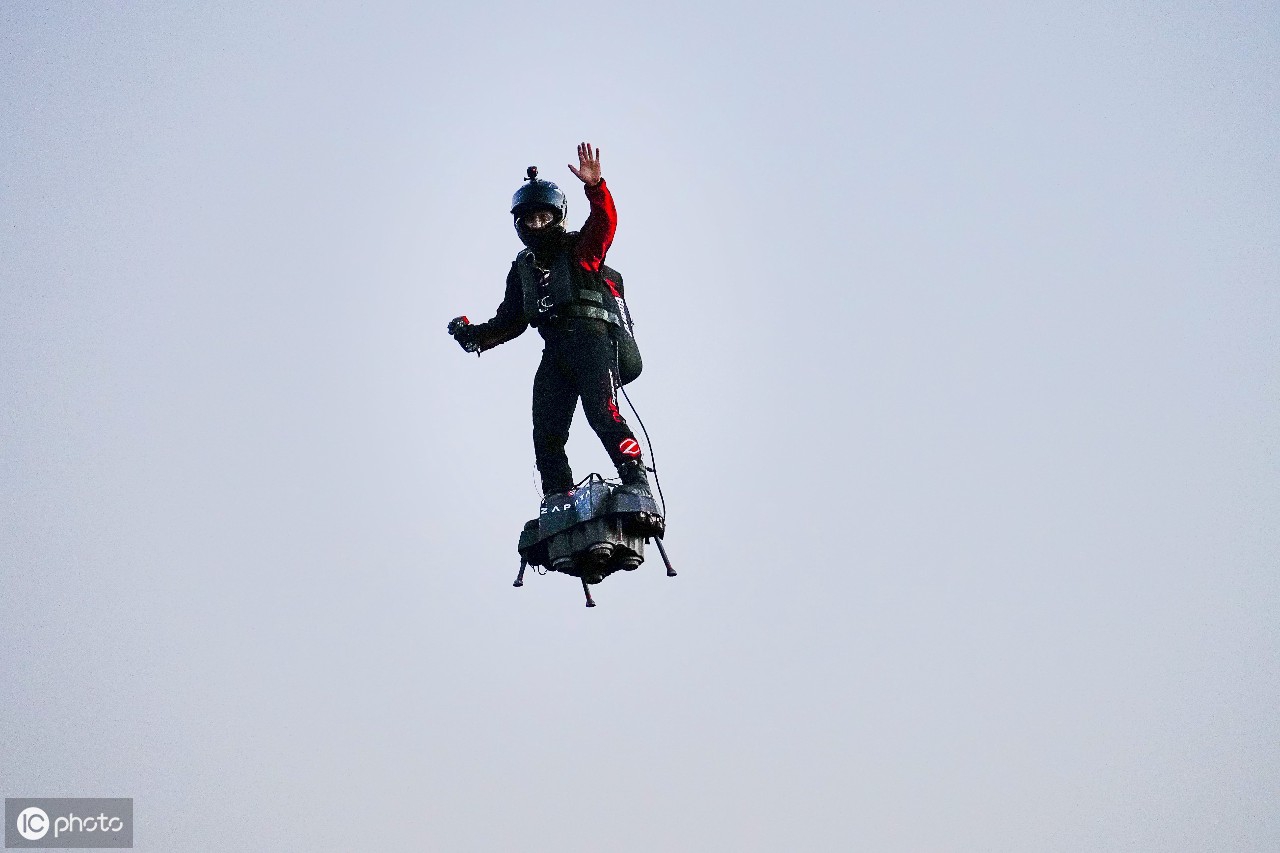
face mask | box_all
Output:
[514,209,564,250]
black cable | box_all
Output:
[611,293,667,518]
[619,380,666,518]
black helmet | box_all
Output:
[511,167,568,250]
[511,167,567,220]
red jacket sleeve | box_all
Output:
[573,179,617,272]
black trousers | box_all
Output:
[532,318,641,493]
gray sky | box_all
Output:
[2,2,1277,850]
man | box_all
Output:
[449,142,650,498]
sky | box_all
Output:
[2,2,1278,850]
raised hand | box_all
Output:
[567,142,602,186]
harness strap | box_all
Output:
[550,303,623,326]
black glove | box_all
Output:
[447,316,481,353]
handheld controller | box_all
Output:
[447,315,480,353]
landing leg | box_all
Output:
[514,557,528,588]
[654,537,676,577]
[582,577,597,607]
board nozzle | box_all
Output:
[526,166,538,181]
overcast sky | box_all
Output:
[2,2,1278,851]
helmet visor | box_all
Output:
[519,209,556,230]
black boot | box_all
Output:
[617,459,651,494]
[541,471,574,498]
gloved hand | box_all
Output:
[447,316,481,353]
